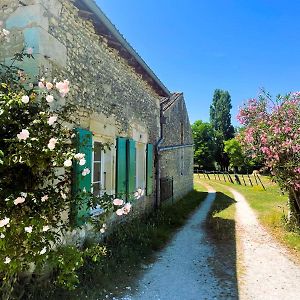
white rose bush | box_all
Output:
[0,25,140,299]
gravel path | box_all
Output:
[116,183,300,300]
[119,184,229,300]
[228,187,300,300]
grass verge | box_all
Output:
[196,175,300,261]
[30,186,207,300]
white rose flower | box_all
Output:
[39,247,47,255]
[41,195,48,202]
[82,168,90,176]
[46,95,54,103]
[4,257,11,264]
[79,158,86,166]
[21,95,29,104]
[64,159,72,167]
[74,153,85,160]
[24,226,33,233]
[42,225,49,232]
[47,116,57,126]
[0,217,9,228]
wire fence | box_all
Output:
[194,169,266,190]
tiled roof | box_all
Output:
[161,93,183,111]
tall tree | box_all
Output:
[191,120,216,170]
[210,89,235,169]
[210,89,235,140]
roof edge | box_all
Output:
[78,0,171,97]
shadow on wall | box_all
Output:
[205,192,239,299]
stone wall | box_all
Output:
[0,0,163,212]
[160,94,194,201]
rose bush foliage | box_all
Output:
[0,25,138,298]
[237,91,300,225]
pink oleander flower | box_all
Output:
[17,129,30,141]
[46,95,54,103]
[38,81,45,89]
[47,115,57,126]
[21,95,29,104]
[14,197,26,205]
[0,217,10,228]
[113,198,124,206]
[56,79,70,97]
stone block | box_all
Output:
[6,4,49,31]
[23,27,67,67]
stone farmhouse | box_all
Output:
[1,0,193,226]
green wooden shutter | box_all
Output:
[146,143,154,196]
[116,137,127,197]
[127,139,136,195]
[72,128,93,226]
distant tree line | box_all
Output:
[192,89,259,172]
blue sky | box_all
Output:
[96,0,300,126]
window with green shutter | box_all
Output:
[71,128,93,226]
[116,137,127,198]
[146,143,154,195]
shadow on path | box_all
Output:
[205,192,239,299]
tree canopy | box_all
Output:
[210,89,235,140]
[191,120,216,170]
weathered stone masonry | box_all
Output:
[0,0,194,217]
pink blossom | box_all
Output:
[82,168,90,176]
[38,81,45,89]
[122,203,132,215]
[56,79,70,97]
[116,209,123,216]
[113,198,124,206]
[0,217,10,228]
[14,197,26,205]
[17,129,30,141]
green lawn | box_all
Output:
[195,174,300,261]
